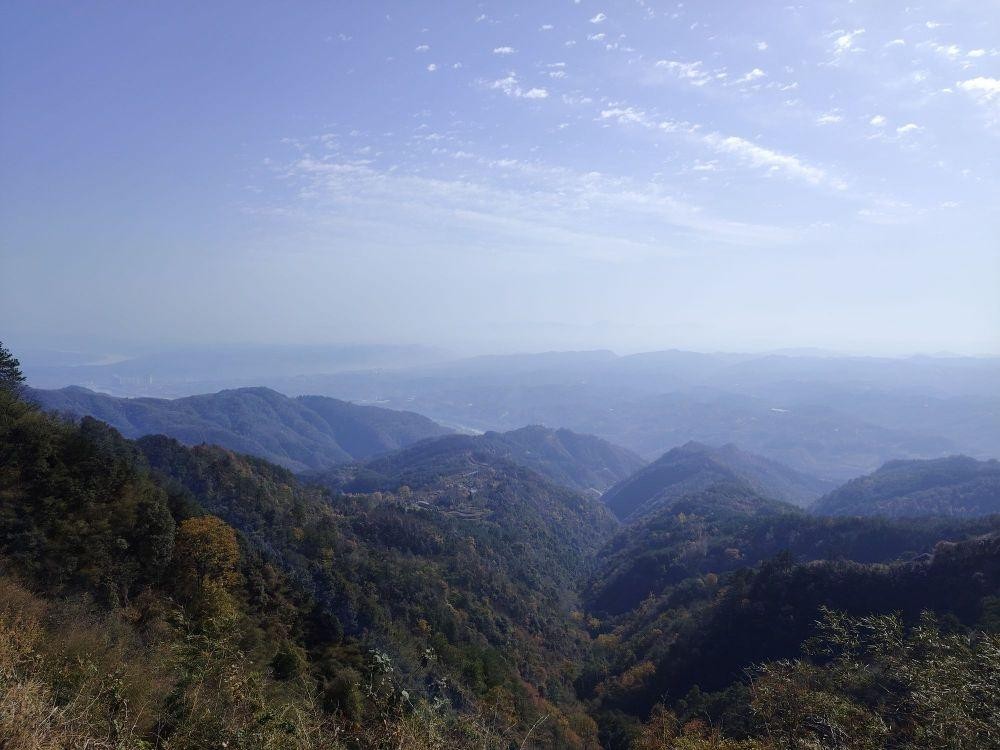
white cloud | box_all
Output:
[655,59,711,86]
[896,123,921,134]
[540,24,554,31]
[926,20,941,29]
[281,148,795,257]
[958,76,1000,99]
[967,49,986,58]
[599,106,651,126]
[415,44,430,53]
[929,43,962,61]
[870,115,887,126]
[886,38,906,47]
[493,46,516,55]
[735,67,766,84]
[756,41,768,51]
[831,28,865,56]
[489,73,548,100]
[587,33,606,41]
[427,63,438,72]
[590,12,607,23]
[703,133,840,188]
[816,113,843,125]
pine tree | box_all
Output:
[0,341,26,396]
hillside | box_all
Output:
[257,352,1000,480]
[587,481,1000,616]
[580,532,1000,739]
[4,346,1000,750]
[813,455,1000,517]
[28,385,450,472]
[0,384,613,748]
[601,441,832,521]
[315,425,644,496]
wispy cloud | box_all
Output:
[654,59,712,86]
[703,134,843,189]
[489,73,548,99]
[272,141,798,260]
[829,28,865,58]
[734,67,766,85]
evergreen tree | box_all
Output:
[0,341,26,396]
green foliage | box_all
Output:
[750,609,1000,749]
[588,481,1000,615]
[0,341,26,398]
[813,455,1000,518]
[0,400,176,604]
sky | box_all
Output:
[1,0,999,357]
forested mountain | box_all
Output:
[3,341,1000,750]
[313,425,645,496]
[24,348,1000,482]
[813,455,1000,517]
[233,350,1000,481]
[601,442,832,521]
[587,480,1000,616]
[0,378,614,748]
[28,384,450,472]
[580,533,1000,746]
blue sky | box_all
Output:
[1,1,998,355]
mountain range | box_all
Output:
[3,367,1000,750]
[813,455,1000,517]
[600,441,833,521]
[28,385,451,472]
[25,348,1000,482]
[313,424,645,496]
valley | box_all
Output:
[3,343,999,749]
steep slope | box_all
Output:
[28,385,450,472]
[306,432,619,572]
[486,425,646,494]
[813,455,1000,517]
[258,351,1000,481]
[601,441,832,521]
[0,389,607,748]
[587,481,1000,616]
[580,532,1000,732]
[315,425,645,495]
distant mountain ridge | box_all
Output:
[601,441,833,521]
[311,424,645,496]
[28,385,451,472]
[812,455,1000,518]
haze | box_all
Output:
[2,1,999,356]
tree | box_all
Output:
[173,515,241,625]
[0,341,26,396]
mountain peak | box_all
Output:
[604,441,832,521]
